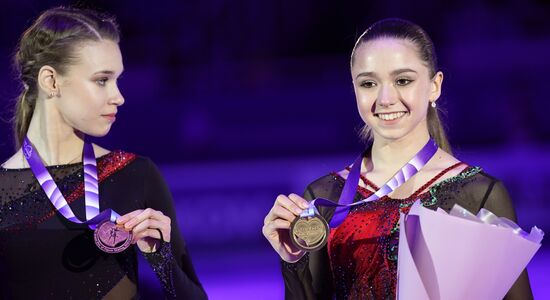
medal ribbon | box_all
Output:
[302,139,438,228]
[23,137,119,230]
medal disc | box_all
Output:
[290,214,329,252]
[94,220,133,253]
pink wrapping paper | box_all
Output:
[397,201,543,300]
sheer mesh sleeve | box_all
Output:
[482,181,533,300]
[482,181,517,221]
[281,174,341,300]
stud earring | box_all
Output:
[50,92,56,98]
[431,101,437,108]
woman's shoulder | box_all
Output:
[437,165,501,192]
[427,149,501,193]
[94,150,170,190]
[100,148,157,171]
[433,165,517,219]
[303,172,344,201]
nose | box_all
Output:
[109,86,125,106]
[377,84,398,107]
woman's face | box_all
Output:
[351,38,442,142]
[54,39,124,137]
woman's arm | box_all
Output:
[482,181,534,300]
[141,158,207,300]
[281,178,336,300]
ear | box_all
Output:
[429,71,444,103]
[37,65,59,97]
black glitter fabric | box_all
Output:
[0,152,206,299]
[143,241,177,298]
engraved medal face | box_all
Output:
[290,214,329,252]
[94,220,133,253]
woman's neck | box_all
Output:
[370,126,431,174]
[25,100,85,166]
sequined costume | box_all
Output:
[282,163,533,300]
[0,151,206,299]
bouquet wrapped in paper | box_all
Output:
[397,200,544,300]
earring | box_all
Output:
[49,92,56,98]
[431,101,437,108]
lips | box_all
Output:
[102,113,117,122]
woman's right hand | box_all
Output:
[262,193,310,263]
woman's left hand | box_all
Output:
[116,208,171,253]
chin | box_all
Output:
[94,132,110,138]
[372,128,411,141]
[84,128,111,138]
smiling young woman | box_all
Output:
[0,7,206,299]
[262,18,533,299]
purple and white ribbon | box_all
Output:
[302,139,438,228]
[23,137,118,230]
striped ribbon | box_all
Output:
[23,137,118,230]
[301,139,438,228]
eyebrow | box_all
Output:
[93,69,124,76]
[355,68,417,79]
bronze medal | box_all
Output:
[290,214,329,252]
[94,220,133,253]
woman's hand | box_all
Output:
[262,193,310,263]
[117,208,171,253]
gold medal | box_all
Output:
[290,214,329,252]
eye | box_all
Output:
[396,78,413,86]
[96,77,109,87]
[360,80,377,88]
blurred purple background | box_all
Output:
[1,1,548,299]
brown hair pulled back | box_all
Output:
[351,18,451,153]
[12,6,120,148]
